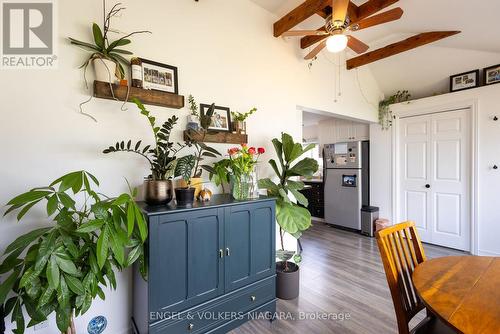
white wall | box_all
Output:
[370,84,500,256]
[0,0,381,333]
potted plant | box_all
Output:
[174,155,197,206]
[182,103,222,197]
[0,171,148,334]
[231,107,257,134]
[258,133,318,300]
[379,90,411,130]
[69,2,150,84]
[103,98,186,205]
[186,95,200,131]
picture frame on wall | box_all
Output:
[449,69,480,92]
[483,64,500,86]
[200,104,232,132]
[140,58,178,94]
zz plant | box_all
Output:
[258,133,318,271]
[103,98,185,180]
[0,171,147,333]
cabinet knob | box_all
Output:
[494,165,498,170]
[226,248,230,256]
[425,184,431,189]
[250,295,256,302]
[219,249,224,258]
[188,323,194,331]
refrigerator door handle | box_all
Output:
[322,148,327,183]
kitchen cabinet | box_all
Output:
[318,120,369,154]
[133,195,276,334]
[300,181,324,219]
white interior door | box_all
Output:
[399,109,470,251]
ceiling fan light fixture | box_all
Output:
[326,34,348,53]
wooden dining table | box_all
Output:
[413,256,500,334]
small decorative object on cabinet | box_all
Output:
[231,107,257,134]
[87,316,107,334]
[258,133,319,300]
[201,104,232,132]
[483,64,500,86]
[0,171,147,334]
[132,195,277,334]
[69,3,150,84]
[139,58,179,94]
[450,69,480,92]
[199,188,213,201]
[103,98,186,205]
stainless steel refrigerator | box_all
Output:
[323,141,370,230]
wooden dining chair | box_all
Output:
[376,221,455,334]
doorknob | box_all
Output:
[425,184,431,189]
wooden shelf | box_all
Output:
[93,81,185,109]
[184,130,248,145]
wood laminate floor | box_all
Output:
[230,221,466,334]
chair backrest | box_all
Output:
[376,221,427,334]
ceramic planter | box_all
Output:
[93,58,117,83]
[175,187,195,206]
[144,180,173,205]
[177,178,203,197]
[276,261,300,300]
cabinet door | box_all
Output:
[149,208,224,316]
[352,123,369,141]
[335,120,353,142]
[224,201,275,292]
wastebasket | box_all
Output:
[361,206,379,237]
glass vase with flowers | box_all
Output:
[224,144,265,200]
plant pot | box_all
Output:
[177,178,203,197]
[175,187,195,206]
[232,121,246,134]
[276,261,300,300]
[187,115,200,131]
[93,58,117,83]
[144,179,173,205]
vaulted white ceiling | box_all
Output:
[250,0,500,98]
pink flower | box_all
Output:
[241,143,247,148]
[248,147,256,155]
[258,147,265,154]
[228,147,240,156]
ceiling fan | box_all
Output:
[282,0,404,60]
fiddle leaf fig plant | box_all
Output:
[0,171,148,333]
[258,133,318,271]
[103,98,186,180]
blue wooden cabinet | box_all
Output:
[133,195,276,334]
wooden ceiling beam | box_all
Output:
[356,0,399,21]
[346,31,461,70]
[273,0,331,37]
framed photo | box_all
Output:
[450,70,480,92]
[140,58,178,94]
[200,104,231,132]
[483,64,500,86]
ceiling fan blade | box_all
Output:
[347,35,369,54]
[283,30,330,37]
[350,8,403,31]
[333,0,350,25]
[304,40,327,60]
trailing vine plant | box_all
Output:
[379,90,411,130]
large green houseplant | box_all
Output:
[258,133,318,299]
[103,98,186,205]
[0,171,148,334]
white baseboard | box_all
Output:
[477,249,500,256]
